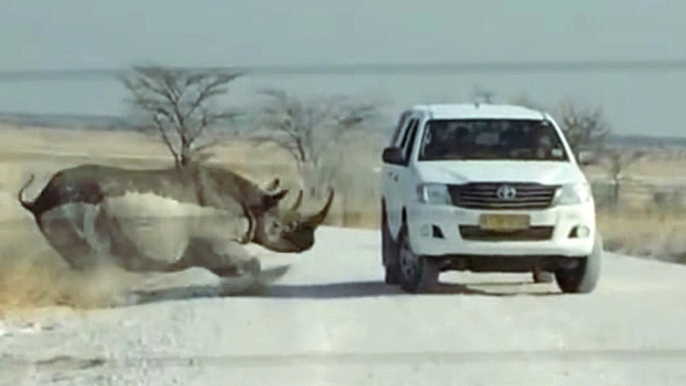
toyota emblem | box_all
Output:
[496,185,517,201]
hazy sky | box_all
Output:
[1,0,685,136]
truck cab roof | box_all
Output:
[409,103,547,121]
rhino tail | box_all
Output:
[17,174,37,214]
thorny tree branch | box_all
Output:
[251,88,378,194]
[558,100,611,157]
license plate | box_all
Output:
[479,214,530,231]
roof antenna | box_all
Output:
[474,101,480,108]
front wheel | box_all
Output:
[555,233,603,294]
[397,225,439,293]
[382,206,400,285]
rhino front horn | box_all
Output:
[306,189,335,226]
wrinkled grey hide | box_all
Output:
[18,164,333,279]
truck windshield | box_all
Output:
[418,119,570,161]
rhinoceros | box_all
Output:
[17,163,333,281]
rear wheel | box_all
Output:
[555,233,603,294]
[397,225,439,293]
[382,206,400,285]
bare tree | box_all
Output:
[251,89,377,197]
[557,100,611,158]
[604,150,645,206]
[121,65,242,169]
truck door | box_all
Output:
[384,116,420,237]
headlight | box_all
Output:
[553,183,592,206]
[417,183,452,205]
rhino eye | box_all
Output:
[285,221,297,232]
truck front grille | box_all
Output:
[448,182,558,210]
[459,226,554,241]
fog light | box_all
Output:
[577,226,591,238]
[421,225,431,237]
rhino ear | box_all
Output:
[262,189,288,211]
[264,177,280,192]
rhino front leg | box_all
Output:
[185,238,261,278]
[187,239,263,295]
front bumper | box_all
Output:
[406,202,596,258]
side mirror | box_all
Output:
[382,147,404,165]
[577,151,595,166]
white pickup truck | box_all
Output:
[380,103,602,294]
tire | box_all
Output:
[382,206,400,285]
[397,224,439,293]
[555,233,603,294]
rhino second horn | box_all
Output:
[290,189,304,211]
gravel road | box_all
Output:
[2,227,686,385]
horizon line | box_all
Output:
[2,59,686,82]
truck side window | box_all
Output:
[390,111,411,146]
[402,119,420,164]
[399,118,416,150]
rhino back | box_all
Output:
[31,164,198,215]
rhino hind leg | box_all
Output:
[38,218,96,270]
[37,204,113,270]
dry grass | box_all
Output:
[1,124,686,310]
[597,210,686,263]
